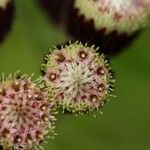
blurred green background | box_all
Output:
[0,0,150,150]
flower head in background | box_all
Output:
[66,0,150,55]
[43,42,114,114]
[0,72,56,150]
[75,0,150,34]
[38,0,150,55]
[0,0,15,43]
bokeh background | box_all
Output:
[0,0,150,150]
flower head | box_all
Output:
[74,0,150,34]
[43,42,114,113]
[0,72,56,150]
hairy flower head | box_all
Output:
[0,72,56,150]
[43,42,114,113]
[74,0,150,34]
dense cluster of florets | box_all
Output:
[38,0,150,55]
[43,42,114,113]
[74,0,150,34]
[0,73,56,150]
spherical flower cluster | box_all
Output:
[0,0,14,43]
[74,0,150,34]
[43,42,114,113]
[0,73,56,150]
[38,0,150,55]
